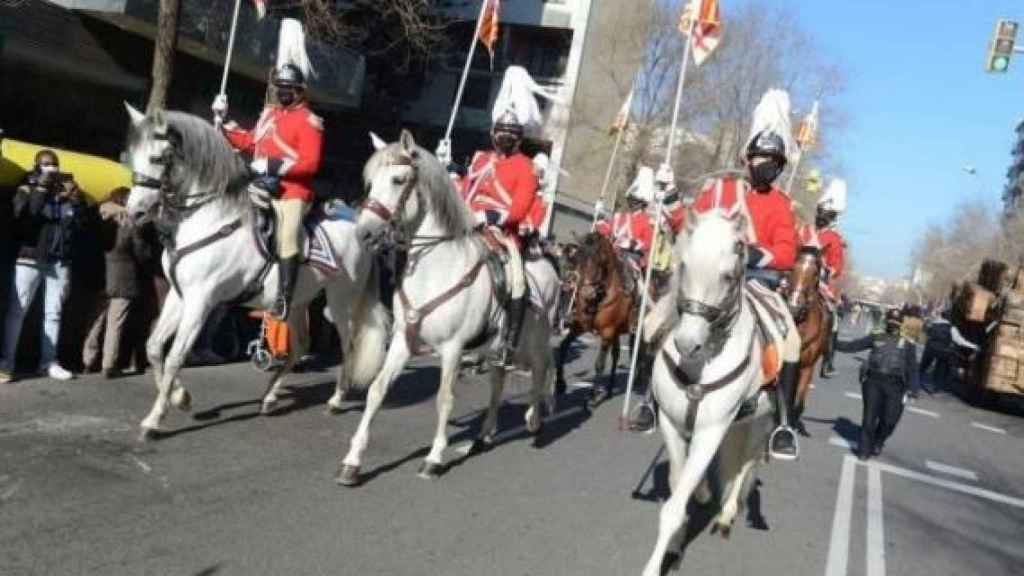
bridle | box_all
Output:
[675,254,745,357]
[362,153,419,233]
[131,124,220,217]
[785,252,820,323]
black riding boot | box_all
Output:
[272,256,300,321]
[494,297,527,370]
[769,361,800,460]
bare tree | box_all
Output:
[147,0,181,113]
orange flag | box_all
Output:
[478,0,501,65]
[609,89,634,136]
[678,0,722,67]
[795,101,820,151]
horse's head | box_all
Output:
[575,233,616,316]
[671,209,747,362]
[124,103,172,224]
[784,246,821,323]
[359,130,428,249]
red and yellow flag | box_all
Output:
[609,89,634,136]
[478,0,501,64]
[795,101,819,151]
[678,0,722,67]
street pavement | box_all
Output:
[1,322,1023,576]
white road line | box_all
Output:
[866,460,1024,509]
[971,422,1007,435]
[905,406,940,418]
[867,466,886,576]
[845,391,862,400]
[829,436,858,451]
[925,460,979,482]
[825,455,857,576]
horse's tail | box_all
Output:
[345,259,391,389]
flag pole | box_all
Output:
[440,1,490,154]
[215,0,244,129]
[620,14,698,431]
[785,149,803,194]
[591,127,627,229]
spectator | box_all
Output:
[82,188,152,378]
[0,151,88,382]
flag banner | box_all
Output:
[609,88,634,135]
[678,0,722,67]
[479,0,501,65]
[253,0,266,20]
[796,101,819,151]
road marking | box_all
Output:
[845,391,862,400]
[971,422,1007,435]
[864,460,1024,509]
[829,436,858,451]
[867,466,886,576]
[925,460,979,482]
[905,406,939,418]
[825,455,857,576]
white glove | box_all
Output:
[250,158,268,175]
[593,200,606,218]
[435,139,452,166]
[212,94,229,119]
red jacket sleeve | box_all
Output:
[505,159,538,227]
[281,113,323,181]
[222,122,255,153]
[635,214,654,254]
[764,199,798,270]
[823,232,846,279]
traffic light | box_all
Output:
[986,19,1018,73]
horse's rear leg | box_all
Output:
[794,366,814,437]
[337,338,411,486]
[589,339,612,408]
[477,363,507,449]
[421,346,463,479]
[555,328,579,396]
[325,287,354,412]
[260,305,309,415]
[643,421,729,576]
[140,299,211,439]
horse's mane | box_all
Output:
[128,110,249,205]
[364,141,474,237]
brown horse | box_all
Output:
[783,246,833,436]
[556,232,641,407]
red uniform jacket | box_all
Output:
[519,198,549,236]
[223,103,323,203]
[693,177,798,271]
[463,151,539,236]
[595,209,654,262]
[800,224,846,297]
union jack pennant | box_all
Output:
[678,0,722,67]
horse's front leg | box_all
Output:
[643,420,730,576]
[477,360,507,450]
[144,290,182,398]
[555,328,580,396]
[140,297,212,440]
[337,337,411,487]
[589,339,611,408]
[260,304,309,415]
[420,345,463,479]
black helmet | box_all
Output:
[746,130,787,164]
[272,64,306,88]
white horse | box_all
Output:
[641,209,775,576]
[123,105,388,440]
[336,130,559,485]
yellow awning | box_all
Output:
[0,138,130,203]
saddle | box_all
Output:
[251,199,355,274]
[476,227,512,306]
[745,280,790,386]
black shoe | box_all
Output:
[769,426,798,461]
[629,403,656,433]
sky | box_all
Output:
[730,0,1024,279]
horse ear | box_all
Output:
[369,131,387,151]
[399,129,417,156]
[124,102,146,127]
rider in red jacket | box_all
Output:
[596,168,655,274]
[800,179,848,378]
[214,63,323,320]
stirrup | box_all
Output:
[271,297,289,321]
[768,426,799,461]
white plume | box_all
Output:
[626,166,655,204]
[491,66,564,137]
[277,18,315,79]
[745,88,795,162]
[818,178,848,213]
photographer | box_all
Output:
[0,150,87,383]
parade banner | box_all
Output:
[678,0,722,67]
[479,0,501,67]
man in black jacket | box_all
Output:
[836,307,919,460]
[0,151,87,382]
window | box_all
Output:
[507,26,572,81]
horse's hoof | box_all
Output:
[335,464,361,487]
[325,403,345,415]
[170,388,192,412]
[717,523,732,540]
[588,388,609,408]
[417,461,444,480]
[138,427,160,443]
[260,399,278,416]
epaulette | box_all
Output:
[306,111,324,131]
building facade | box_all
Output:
[1004,118,1024,215]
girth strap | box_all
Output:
[167,219,243,296]
[399,259,486,355]
[660,338,755,446]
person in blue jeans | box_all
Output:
[0,150,87,383]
